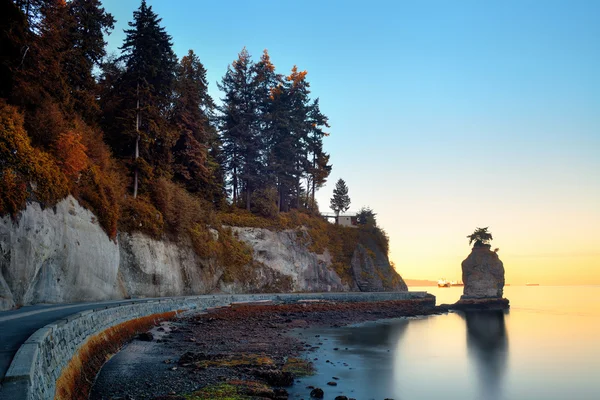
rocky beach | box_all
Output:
[90,298,437,400]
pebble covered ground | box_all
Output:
[90,298,438,400]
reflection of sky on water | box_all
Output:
[288,286,600,400]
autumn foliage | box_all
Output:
[54,130,89,180]
[0,100,69,214]
[0,1,344,281]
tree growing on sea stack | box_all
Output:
[467,227,493,247]
[330,178,351,217]
[455,226,508,308]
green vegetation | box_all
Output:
[330,178,351,216]
[190,354,274,369]
[356,206,377,226]
[467,227,493,247]
[282,357,315,376]
[0,1,396,288]
[1,0,330,234]
[186,381,273,400]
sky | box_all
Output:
[101,0,600,285]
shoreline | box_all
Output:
[90,297,438,399]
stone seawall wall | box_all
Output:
[0,292,430,400]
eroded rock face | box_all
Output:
[232,227,351,292]
[461,244,505,298]
[0,199,408,310]
[351,244,408,292]
[0,196,121,308]
[118,232,220,298]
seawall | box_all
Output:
[0,291,431,400]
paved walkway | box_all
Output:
[0,298,160,381]
[0,291,429,389]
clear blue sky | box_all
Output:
[102,0,600,284]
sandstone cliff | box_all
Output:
[0,197,407,310]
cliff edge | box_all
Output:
[0,197,406,310]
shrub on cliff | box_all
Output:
[0,100,69,217]
[0,168,27,217]
[356,207,377,226]
[118,196,164,238]
[250,187,279,218]
[152,177,205,237]
[355,206,389,256]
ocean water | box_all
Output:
[288,286,600,400]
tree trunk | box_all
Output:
[275,179,281,213]
[245,181,251,211]
[279,182,286,212]
[311,153,316,208]
[133,81,140,199]
[232,163,238,206]
[295,160,301,209]
[306,178,311,209]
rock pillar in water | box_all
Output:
[461,244,505,299]
[448,244,509,310]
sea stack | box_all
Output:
[461,243,505,299]
[452,227,509,310]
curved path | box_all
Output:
[0,298,161,382]
[0,291,430,399]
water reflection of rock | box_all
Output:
[336,319,410,347]
[463,311,509,400]
[331,320,410,395]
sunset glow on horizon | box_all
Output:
[103,0,599,285]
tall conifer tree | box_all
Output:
[305,98,331,208]
[172,49,222,200]
[251,49,281,194]
[104,0,178,197]
[64,0,115,121]
[218,48,260,209]
[330,178,351,217]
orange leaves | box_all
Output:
[269,84,284,100]
[119,195,164,238]
[0,100,68,215]
[286,65,308,87]
[0,169,27,218]
[55,130,89,180]
[261,49,275,73]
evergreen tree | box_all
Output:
[104,0,178,197]
[285,66,311,209]
[0,1,28,99]
[267,66,318,211]
[356,206,377,226]
[7,0,113,132]
[218,47,261,209]
[64,0,115,121]
[8,0,76,146]
[330,178,350,217]
[305,98,331,209]
[172,49,222,200]
[251,49,282,195]
[13,0,44,32]
[265,78,293,211]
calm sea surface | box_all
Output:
[288,286,600,400]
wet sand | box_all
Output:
[90,298,437,399]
